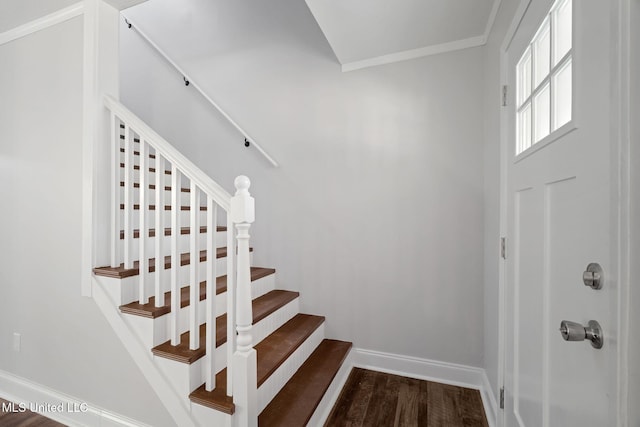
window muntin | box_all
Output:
[516,0,572,155]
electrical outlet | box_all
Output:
[12,333,20,352]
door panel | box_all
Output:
[546,176,608,426]
[504,1,616,426]
[513,187,543,427]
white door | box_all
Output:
[503,0,619,426]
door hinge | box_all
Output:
[500,237,507,259]
[502,85,508,107]
[500,387,505,409]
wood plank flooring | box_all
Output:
[0,398,66,426]
[325,368,488,427]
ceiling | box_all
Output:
[305,0,502,71]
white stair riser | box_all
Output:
[100,254,253,307]
[134,254,255,304]
[120,168,214,193]
[154,343,229,408]
[119,209,212,229]
[125,274,277,348]
[250,299,300,349]
[191,402,232,427]
[257,323,325,413]
[155,297,300,406]
[118,168,176,186]
[119,187,201,205]
[94,275,137,307]
[118,231,227,260]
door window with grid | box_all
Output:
[516,0,572,155]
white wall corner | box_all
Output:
[351,348,496,426]
[0,370,151,427]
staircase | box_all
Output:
[91,95,352,427]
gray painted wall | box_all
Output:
[0,16,174,427]
[121,0,486,367]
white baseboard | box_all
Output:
[0,369,150,427]
[351,347,497,427]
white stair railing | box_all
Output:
[104,95,257,422]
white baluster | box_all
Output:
[123,125,133,269]
[170,165,180,345]
[139,139,148,304]
[189,181,200,350]
[231,175,256,427]
[205,198,217,391]
[226,214,235,396]
[110,113,120,268]
[154,154,165,307]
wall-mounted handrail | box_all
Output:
[122,15,280,168]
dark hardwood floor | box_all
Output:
[325,368,488,427]
[0,369,488,427]
[0,398,66,427]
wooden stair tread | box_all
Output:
[120,181,190,192]
[256,314,325,387]
[258,339,352,427]
[119,225,226,239]
[93,246,253,279]
[190,371,235,414]
[119,267,276,318]
[189,314,325,412]
[151,290,300,364]
[118,203,207,211]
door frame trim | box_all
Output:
[497,0,630,425]
[611,0,631,424]
[497,2,531,426]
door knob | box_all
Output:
[559,320,603,349]
[583,263,603,289]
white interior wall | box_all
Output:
[482,0,519,404]
[120,0,486,368]
[0,15,174,427]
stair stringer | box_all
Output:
[306,348,355,425]
[151,297,301,407]
[92,275,218,427]
[257,323,325,413]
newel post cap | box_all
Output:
[231,175,255,224]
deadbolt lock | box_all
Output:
[583,263,603,290]
[559,320,603,349]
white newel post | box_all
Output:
[230,176,257,427]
